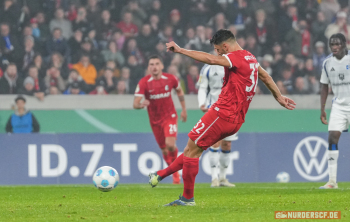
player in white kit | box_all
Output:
[320,33,350,189]
[197,63,238,187]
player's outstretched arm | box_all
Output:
[166,41,231,67]
[176,87,187,122]
[258,66,296,110]
[320,84,329,125]
[133,96,150,109]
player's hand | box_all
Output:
[320,110,328,125]
[200,105,208,113]
[166,41,182,53]
[180,110,187,122]
[276,95,296,110]
[140,99,150,108]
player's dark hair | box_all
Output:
[329,33,348,54]
[148,55,163,64]
[210,29,236,45]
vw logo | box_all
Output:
[293,136,328,181]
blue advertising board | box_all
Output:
[0,133,349,185]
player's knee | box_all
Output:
[221,141,231,151]
[328,134,339,144]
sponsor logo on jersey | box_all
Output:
[244,55,256,61]
[331,67,335,71]
[339,74,344,81]
[149,92,170,99]
[165,85,169,91]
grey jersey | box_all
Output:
[197,64,225,108]
[320,52,350,109]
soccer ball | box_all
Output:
[93,166,119,192]
[276,172,290,183]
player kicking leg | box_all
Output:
[149,29,295,206]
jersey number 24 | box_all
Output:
[246,63,259,93]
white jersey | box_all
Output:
[197,64,225,108]
[320,52,350,110]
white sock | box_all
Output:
[209,147,219,181]
[219,150,230,180]
[328,150,339,183]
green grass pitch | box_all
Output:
[1,182,349,222]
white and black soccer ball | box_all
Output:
[276,172,290,183]
[93,166,119,192]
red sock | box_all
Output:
[168,147,178,162]
[162,152,172,166]
[182,156,199,199]
[158,153,183,178]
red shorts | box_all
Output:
[188,110,242,150]
[151,118,178,148]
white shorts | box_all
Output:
[328,104,350,132]
[222,133,238,141]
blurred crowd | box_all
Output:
[0,0,349,98]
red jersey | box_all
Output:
[211,50,259,123]
[135,73,180,125]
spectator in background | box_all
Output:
[86,29,99,50]
[116,80,127,94]
[313,41,327,77]
[249,0,275,18]
[101,41,125,66]
[117,12,139,38]
[248,9,275,55]
[72,54,97,90]
[120,67,131,93]
[294,77,309,94]
[21,36,37,73]
[49,8,73,40]
[169,9,184,43]
[6,95,40,133]
[0,63,22,94]
[158,25,174,43]
[285,20,312,58]
[188,0,210,26]
[66,69,87,93]
[261,54,274,77]
[167,65,186,94]
[95,68,118,93]
[278,5,298,42]
[30,18,41,40]
[64,81,86,95]
[68,29,83,56]
[121,0,147,28]
[149,14,160,35]
[209,13,228,32]
[86,0,102,23]
[0,22,20,64]
[46,28,70,60]
[111,29,126,52]
[96,10,115,48]
[66,3,78,22]
[154,41,172,68]
[271,42,283,70]
[325,12,350,48]
[236,34,246,49]
[147,0,165,22]
[245,35,262,58]
[73,7,91,35]
[137,23,159,56]
[32,53,47,80]
[0,0,20,30]
[124,38,145,65]
[26,65,46,96]
[49,86,61,95]
[319,0,341,23]
[19,76,45,100]
[98,60,120,78]
[73,40,103,70]
[186,65,199,94]
[44,66,66,94]
[49,53,69,79]
[35,12,50,43]
[311,11,328,46]
[276,67,294,95]
[126,55,144,92]
[89,81,108,95]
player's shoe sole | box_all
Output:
[149,172,162,188]
[164,195,196,206]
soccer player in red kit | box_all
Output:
[133,55,187,184]
[149,30,296,206]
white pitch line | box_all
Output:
[75,109,120,133]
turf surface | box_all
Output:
[1,182,349,221]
